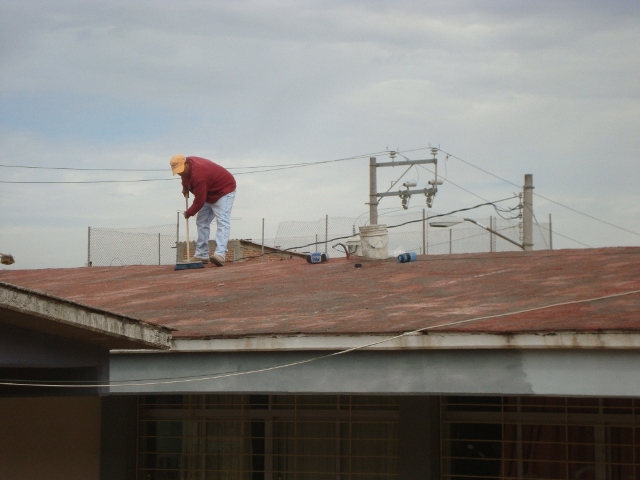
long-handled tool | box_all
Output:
[185,197,192,260]
[174,197,204,270]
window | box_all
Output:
[441,396,640,480]
[138,395,399,479]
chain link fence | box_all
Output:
[87,212,551,266]
[274,211,551,258]
[87,224,178,266]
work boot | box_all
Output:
[210,254,225,267]
[191,256,209,264]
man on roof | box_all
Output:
[170,155,236,267]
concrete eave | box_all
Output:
[125,331,640,353]
[0,282,172,350]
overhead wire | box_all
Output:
[0,148,417,179]
[547,228,592,248]
[0,179,175,184]
[251,197,519,257]
[2,145,636,240]
[409,153,520,222]
[0,164,166,172]
[533,191,640,238]
[437,148,640,238]
[0,147,440,183]
[252,197,521,261]
[415,163,499,207]
[2,288,639,389]
[532,211,550,250]
[431,148,622,245]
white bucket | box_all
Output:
[358,224,389,259]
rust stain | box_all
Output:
[1,247,639,338]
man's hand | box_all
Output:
[183,191,189,198]
[183,211,189,219]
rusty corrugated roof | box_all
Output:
[1,247,639,339]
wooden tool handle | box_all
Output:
[185,197,191,259]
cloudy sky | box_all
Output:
[1,0,639,269]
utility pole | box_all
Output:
[369,157,378,225]
[368,149,442,225]
[523,174,533,251]
[430,173,533,252]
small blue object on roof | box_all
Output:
[397,252,417,263]
[306,252,328,264]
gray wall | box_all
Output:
[0,321,109,396]
[109,349,640,397]
[0,321,109,369]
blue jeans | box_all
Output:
[194,191,236,258]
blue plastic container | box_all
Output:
[306,252,328,264]
[397,252,417,263]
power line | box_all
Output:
[548,228,592,248]
[0,148,415,175]
[438,149,640,238]
[4,146,638,240]
[417,163,518,219]
[0,150,394,183]
[0,164,166,172]
[439,149,520,189]
[532,211,550,250]
[0,179,175,184]
[533,191,640,238]
[256,197,518,256]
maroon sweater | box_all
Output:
[181,157,236,218]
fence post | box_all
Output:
[176,211,180,262]
[549,213,553,250]
[158,233,161,265]
[325,214,328,254]
[87,226,91,267]
[490,216,495,253]
[422,209,426,255]
[261,218,265,261]
[449,229,453,254]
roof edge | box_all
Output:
[111,331,640,353]
[0,282,172,349]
